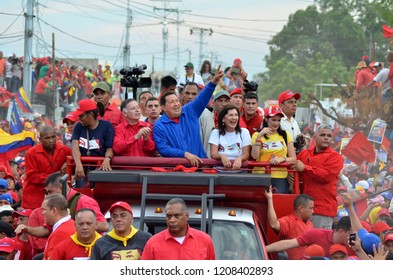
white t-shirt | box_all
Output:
[373,68,390,93]
[280,115,301,143]
[208,128,251,160]
[178,73,204,87]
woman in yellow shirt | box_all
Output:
[251,105,296,193]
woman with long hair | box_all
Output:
[71,99,114,181]
[209,105,251,170]
[251,105,296,193]
[199,60,213,85]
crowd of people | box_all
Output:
[0,52,393,260]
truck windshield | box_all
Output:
[107,218,264,260]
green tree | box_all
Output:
[257,54,352,103]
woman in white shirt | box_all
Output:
[209,105,251,170]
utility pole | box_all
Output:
[186,49,191,62]
[23,0,34,100]
[152,0,181,73]
[190,27,213,70]
[52,33,61,124]
[123,0,132,69]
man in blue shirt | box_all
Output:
[153,66,223,166]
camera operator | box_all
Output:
[10,56,23,93]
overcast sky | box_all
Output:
[1,0,313,78]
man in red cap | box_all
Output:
[62,111,78,147]
[22,126,72,209]
[278,90,304,153]
[383,232,393,253]
[90,201,151,260]
[328,244,348,260]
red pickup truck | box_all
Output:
[66,156,300,260]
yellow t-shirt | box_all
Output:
[251,131,292,178]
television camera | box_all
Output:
[120,64,152,99]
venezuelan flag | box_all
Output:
[14,87,33,113]
[0,129,35,159]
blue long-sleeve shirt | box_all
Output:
[153,82,216,158]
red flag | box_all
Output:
[341,131,376,166]
[383,25,393,38]
[381,136,391,151]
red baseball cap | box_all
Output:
[0,237,15,253]
[378,208,390,218]
[266,105,284,118]
[230,88,243,97]
[62,112,78,124]
[13,209,33,219]
[303,244,324,259]
[74,99,97,118]
[328,244,348,256]
[384,233,393,244]
[278,90,301,104]
[233,58,242,67]
[109,201,133,214]
[372,222,392,234]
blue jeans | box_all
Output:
[271,178,289,194]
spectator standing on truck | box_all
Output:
[291,124,344,229]
[141,198,215,260]
[71,99,114,181]
[209,105,251,170]
[92,81,124,127]
[278,90,305,153]
[144,97,161,127]
[179,82,215,157]
[251,105,297,193]
[265,186,314,260]
[153,66,223,166]
[90,201,152,260]
[22,126,72,209]
[113,99,155,157]
[51,208,101,260]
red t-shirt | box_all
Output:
[389,63,393,88]
[51,237,91,260]
[67,188,106,223]
[296,228,356,257]
[13,235,33,260]
[242,113,263,137]
[28,207,48,257]
[98,103,124,127]
[278,213,314,260]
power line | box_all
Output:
[37,17,119,48]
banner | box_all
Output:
[367,119,387,144]
[341,131,376,166]
[383,24,393,38]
